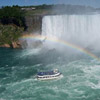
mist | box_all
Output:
[52,4,96,15]
[41,14,100,54]
[20,4,100,59]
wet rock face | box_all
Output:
[20,39,43,49]
[0,41,22,48]
[0,44,10,48]
[11,41,21,48]
[25,15,43,34]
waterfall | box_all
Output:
[42,14,100,51]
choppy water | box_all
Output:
[0,48,100,100]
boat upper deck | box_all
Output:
[37,71,58,76]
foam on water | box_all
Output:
[17,48,42,58]
[1,13,100,99]
[0,53,100,100]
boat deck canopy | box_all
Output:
[37,71,55,76]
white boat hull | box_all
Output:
[37,74,63,81]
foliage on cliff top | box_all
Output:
[0,6,25,46]
[0,6,26,28]
[0,24,24,45]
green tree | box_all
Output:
[0,6,25,27]
[0,24,24,45]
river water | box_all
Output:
[0,47,100,100]
[1,14,100,100]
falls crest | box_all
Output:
[42,14,100,51]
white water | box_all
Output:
[42,14,100,51]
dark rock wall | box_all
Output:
[25,15,43,34]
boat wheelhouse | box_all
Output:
[37,69,63,80]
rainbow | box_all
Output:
[21,34,100,61]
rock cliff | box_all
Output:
[25,15,43,34]
[0,41,22,48]
[0,15,43,48]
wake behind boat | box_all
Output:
[37,69,63,80]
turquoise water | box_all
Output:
[0,48,100,100]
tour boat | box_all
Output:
[37,69,63,80]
